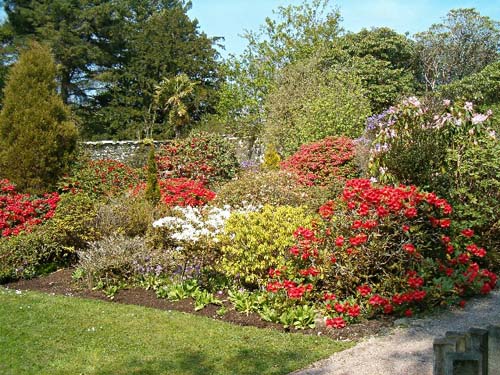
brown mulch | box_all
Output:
[2,268,394,341]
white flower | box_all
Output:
[464,102,474,111]
[471,113,489,125]
[443,99,451,106]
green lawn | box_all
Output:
[0,287,351,375]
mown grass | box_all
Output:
[0,287,352,375]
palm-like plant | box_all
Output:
[154,73,198,138]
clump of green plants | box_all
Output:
[218,205,316,287]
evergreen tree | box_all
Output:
[144,144,161,205]
[0,42,78,194]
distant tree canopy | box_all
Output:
[414,8,500,90]
[0,0,221,139]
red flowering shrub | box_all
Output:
[264,179,496,328]
[60,159,142,199]
[133,178,216,207]
[160,178,216,207]
[0,179,59,238]
[280,137,358,186]
[156,132,239,186]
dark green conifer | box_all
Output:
[144,144,161,205]
[0,42,78,194]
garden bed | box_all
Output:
[4,268,394,341]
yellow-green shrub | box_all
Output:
[218,205,316,287]
[46,192,99,251]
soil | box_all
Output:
[2,268,393,342]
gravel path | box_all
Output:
[291,288,500,375]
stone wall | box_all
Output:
[433,325,500,375]
[81,138,263,166]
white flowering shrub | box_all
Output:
[150,205,260,272]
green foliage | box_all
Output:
[264,57,371,156]
[414,8,500,90]
[94,195,154,238]
[0,42,78,194]
[0,227,66,283]
[334,27,418,113]
[144,146,161,204]
[46,192,99,251]
[438,61,500,111]
[154,73,199,138]
[157,132,240,186]
[81,1,221,140]
[218,205,316,287]
[261,144,281,170]
[212,170,332,213]
[446,130,500,270]
[208,0,342,155]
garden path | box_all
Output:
[291,288,500,375]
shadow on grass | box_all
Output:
[94,347,306,375]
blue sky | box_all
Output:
[187,0,500,57]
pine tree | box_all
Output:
[0,42,78,194]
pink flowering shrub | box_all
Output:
[264,179,497,328]
[0,179,59,238]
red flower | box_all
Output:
[323,292,336,301]
[403,243,416,254]
[404,309,413,317]
[458,300,466,308]
[326,317,346,329]
[347,304,361,317]
[335,236,345,247]
[461,229,474,238]
[357,284,372,297]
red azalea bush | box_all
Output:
[159,178,216,207]
[265,179,497,328]
[280,137,358,186]
[156,132,239,186]
[133,178,216,207]
[60,159,142,199]
[0,179,59,238]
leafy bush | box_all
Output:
[364,98,500,269]
[95,195,154,238]
[0,227,67,282]
[156,132,239,186]
[261,144,281,170]
[263,179,496,328]
[447,135,500,269]
[280,137,359,187]
[0,179,59,238]
[60,158,142,199]
[76,235,148,288]
[264,57,371,156]
[159,178,216,207]
[45,192,99,251]
[212,170,332,213]
[0,42,78,195]
[218,205,316,287]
